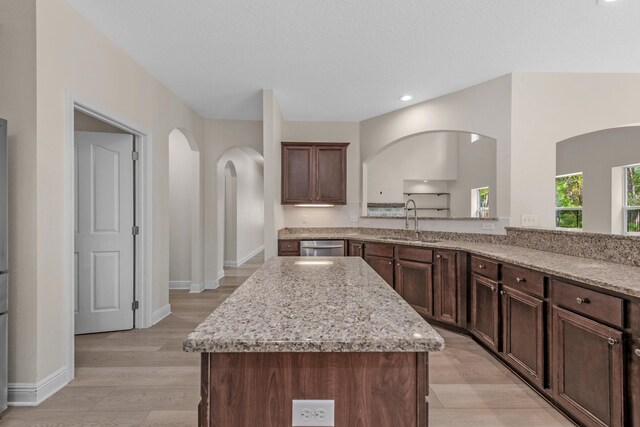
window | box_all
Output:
[624,165,640,234]
[472,187,489,218]
[555,173,583,229]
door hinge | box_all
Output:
[132,300,139,311]
[132,225,140,235]
[132,151,139,161]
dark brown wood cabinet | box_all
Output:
[281,142,348,205]
[348,241,365,258]
[470,274,500,352]
[552,306,625,427]
[278,240,300,256]
[365,254,394,287]
[501,285,546,388]
[433,250,459,326]
[396,259,434,317]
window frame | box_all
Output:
[623,164,640,236]
[555,172,583,230]
[472,186,490,218]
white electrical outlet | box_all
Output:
[521,214,539,227]
[292,400,335,426]
[302,215,309,224]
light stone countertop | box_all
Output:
[184,257,445,353]
[279,231,640,299]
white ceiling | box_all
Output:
[66,0,640,121]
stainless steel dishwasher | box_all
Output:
[300,240,345,256]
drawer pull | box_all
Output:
[478,264,486,269]
[607,337,619,346]
[516,277,526,283]
[576,297,590,304]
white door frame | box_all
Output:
[64,92,153,382]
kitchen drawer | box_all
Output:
[502,265,545,298]
[365,242,394,258]
[397,246,433,263]
[553,279,624,328]
[471,256,499,281]
[278,240,299,254]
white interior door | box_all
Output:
[75,131,135,334]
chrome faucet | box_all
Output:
[405,199,419,238]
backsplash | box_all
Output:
[366,203,405,217]
[278,226,640,267]
[505,227,640,267]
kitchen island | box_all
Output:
[184,257,444,427]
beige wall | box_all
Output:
[360,75,512,219]
[169,130,195,282]
[511,73,640,229]
[74,110,124,134]
[18,0,205,384]
[366,132,458,204]
[203,119,262,285]
[556,126,640,234]
[0,0,38,385]
[263,90,284,259]
[218,149,264,266]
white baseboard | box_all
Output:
[189,283,204,293]
[205,269,225,290]
[8,366,69,406]
[151,304,171,325]
[169,280,192,290]
[224,246,264,268]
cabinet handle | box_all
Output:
[436,254,441,258]
[634,348,640,357]
[388,261,392,265]
[607,337,619,346]
[499,290,505,296]
[478,264,485,269]
[516,277,526,283]
[397,263,400,266]
[576,297,590,304]
[489,285,495,292]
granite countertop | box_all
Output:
[183,257,445,353]
[279,230,640,299]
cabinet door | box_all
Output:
[282,145,314,204]
[365,255,394,288]
[470,274,500,352]
[434,251,458,326]
[501,285,545,388]
[396,259,433,317]
[348,241,364,258]
[552,306,624,427]
[315,145,347,204]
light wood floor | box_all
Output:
[0,253,574,426]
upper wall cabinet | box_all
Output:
[281,142,349,205]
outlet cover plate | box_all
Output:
[521,214,539,227]
[292,400,335,426]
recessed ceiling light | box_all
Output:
[400,95,413,102]
[423,180,429,183]
[597,0,618,4]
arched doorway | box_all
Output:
[216,147,264,276]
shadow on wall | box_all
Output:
[217,147,265,270]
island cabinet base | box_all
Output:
[199,352,429,427]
